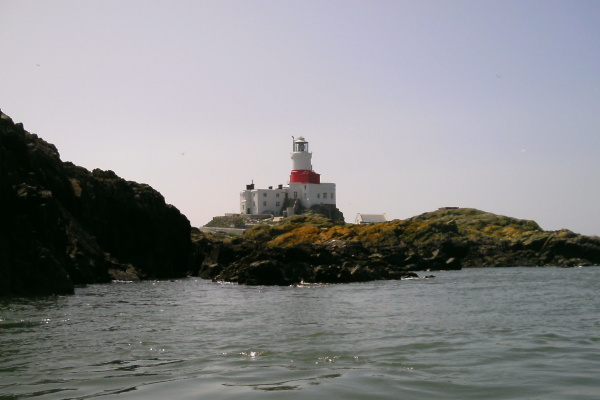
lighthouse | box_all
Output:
[290,137,320,184]
[288,137,336,210]
[239,137,337,217]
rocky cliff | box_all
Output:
[0,110,195,296]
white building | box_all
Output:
[355,214,388,224]
[240,184,288,216]
[240,137,336,216]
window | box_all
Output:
[323,193,327,199]
[293,192,298,198]
[263,193,267,197]
[276,201,280,207]
[263,201,267,206]
[317,193,320,198]
[276,193,280,197]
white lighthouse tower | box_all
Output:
[288,136,336,210]
[239,137,337,217]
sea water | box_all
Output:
[1,267,599,399]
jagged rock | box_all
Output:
[0,109,194,296]
[192,237,420,285]
[237,260,288,285]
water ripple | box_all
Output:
[1,267,599,399]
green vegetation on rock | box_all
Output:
[204,215,248,228]
[173,203,600,286]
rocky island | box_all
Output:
[196,209,600,285]
[2,109,599,296]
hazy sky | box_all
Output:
[2,0,599,235]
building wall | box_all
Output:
[241,182,336,215]
[240,191,253,214]
[355,213,388,224]
[240,188,287,215]
[289,182,336,209]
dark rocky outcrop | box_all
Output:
[1,110,196,296]
[193,209,600,285]
[195,240,419,286]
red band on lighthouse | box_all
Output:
[290,170,321,184]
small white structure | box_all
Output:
[355,213,388,225]
[240,137,336,216]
